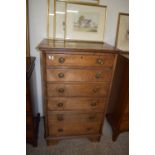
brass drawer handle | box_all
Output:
[58,88,64,93]
[58,102,63,107]
[58,128,63,132]
[57,115,64,121]
[91,101,97,106]
[89,115,95,120]
[95,72,102,79]
[59,57,65,64]
[87,127,92,131]
[96,58,104,65]
[93,88,99,93]
[58,73,64,78]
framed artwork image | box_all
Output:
[57,0,99,4]
[115,13,129,51]
[65,3,107,42]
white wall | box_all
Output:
[28,0,48,116]
[28,0,129,116]
[100,0,129,45]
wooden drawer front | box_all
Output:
[46,69,112,82]
[49,122,101,137]
[46,54,115,67]
[48,112,103,124]
[47,97,106,111]
[47,83,109,97]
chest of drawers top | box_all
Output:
[38,39,119,53]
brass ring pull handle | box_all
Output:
[59,57,65,64]
[87,128,92,131]
[57,115,64,121]
[58,73,64,78]
[96,58,104,65]
[91,101,97,106]
[58,88,64,93]
[95,72,102,78]
[58,128,63,132]
[58,102,63,107]
[89,115,95,120]
[93,88,99,93]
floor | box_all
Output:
[26,118,129,155]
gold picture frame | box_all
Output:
[55,0,66,40]
[26,0,30,57]
[48,0,66,40]
[115,13,129,52]
[57,0,99,5]
[47,0,56,38]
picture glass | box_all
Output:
[116,14,129,51]
[55,1,66,39]
[57,0,99,4]
[66,3,106,42]
[49,0,54,38]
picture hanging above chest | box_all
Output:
[47,0,107,42]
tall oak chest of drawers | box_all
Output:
[38,39,119,145]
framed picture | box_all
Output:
[55,1,66,39]
[115,13,129,51]
[57,0,99,4]
[65,3,107,42]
